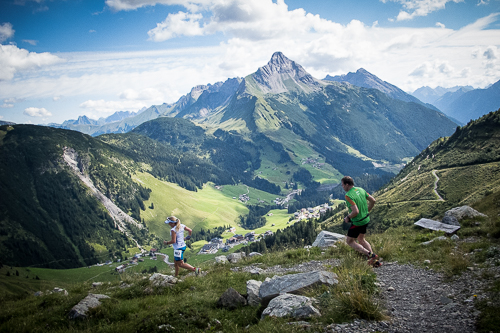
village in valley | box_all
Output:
[197,202,333,255]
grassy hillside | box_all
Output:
[323,109,500,232]
[134,172,292,239]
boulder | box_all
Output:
[69,293,110,319]
[247,280,262,306]
[149,273,178,287]
[53,287,68,296]
[261,294,320,319]
[445,206,487,221]
[414,218,460,234]
[215,255,229,264]
[34,291,43,297]
[248,252,263,257]
[259,271,338,304]
[227,252,246,263]
[311,231,345,248]
[92,282,103,288]
[441,215,460,226]
[216,287,247,309]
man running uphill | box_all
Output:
[341,176,380,267]
[164,216,201,277]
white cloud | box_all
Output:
[1,103,14,108]
[484,46,497,59]
[148,12,205,41]
[53,96,61,101]
[0,44,66,81]
[22,39,38,46]
[105,0,210,11]
[0,23,15,43]
[436,22,445,28]
[384,0,464,21]
[24,107,52,117]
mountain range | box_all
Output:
[0,52,460,268]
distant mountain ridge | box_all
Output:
[323,68,436,110]
[437,80,500,124]
[411,85,474,104]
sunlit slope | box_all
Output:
[371,109,500,228]
[133,172,292,238]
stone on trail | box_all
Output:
[259,270,338,304]
[69,293,110,319]
[261,293,321,319]
[311,231,345,248]
[414,218,460,234]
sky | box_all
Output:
[0,0,499,125]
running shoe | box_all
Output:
[367,253,378,266]
[372,260,382,268]
[195,267,201,276]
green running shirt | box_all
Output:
[345,187,370,226]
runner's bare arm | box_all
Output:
[367,195,376,212]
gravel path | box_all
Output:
[325,261,493,333]
[235,258,491,332]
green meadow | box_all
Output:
[133,172,293,240]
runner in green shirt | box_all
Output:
[341,176,379,266]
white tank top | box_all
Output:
[171,224,186,250]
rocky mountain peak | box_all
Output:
[250,52,322,94]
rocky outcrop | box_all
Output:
[259,271,338,304]
[444,206,487,221]
[227,252,246,263]
[69,294,110,319]
[261,294,320,319]
[216,288,247,309]
[246,280,262,306]
[149,273,178,287]
[312,231,345,248]
[215,255,228,264]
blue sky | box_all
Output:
[0,0,499,124]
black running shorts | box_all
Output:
[347,223,368,238]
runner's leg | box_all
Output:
[357,233,373,253]
[346,236,370,256]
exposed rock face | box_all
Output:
[251,52,323,94]
[227,252,246,263]
[248,252,262,257]
[259,271,338,304]
[69,294,110,319]
[312,231,345,248]
[445,206,487,221]
[215,255,229,264]
[246,280,262,306]
[216,287,247,309]
[414,218,460,234]
[261,294,320,319]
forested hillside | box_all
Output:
[0,125,149,268]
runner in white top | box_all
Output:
[163,216,201,277]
